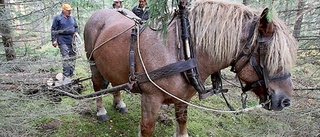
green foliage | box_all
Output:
[266,9,273,22]
[69,0,105,10]
[148,0,170,25]
[266,8,278,23]
[148,0,178,38]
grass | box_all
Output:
[33,90,318,137]
[1,44,319,137]
[1,71,318,136]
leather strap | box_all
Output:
[136,59,197,83]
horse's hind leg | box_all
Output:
[101,75,127,114]
[174,102,188,137]
[90,65,109,121]
[112,91,128,113]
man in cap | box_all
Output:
[51,3,79,83]
[112,0,123,9]
[132,0,149,21]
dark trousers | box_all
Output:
[59,44,76,77]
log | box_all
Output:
[0,72,57,91]
[0,73,57,85]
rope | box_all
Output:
[88,24,136,60]
[72,33,84,58]
[135,22,264,113]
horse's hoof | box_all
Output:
[117,107,128,114]
[97,114,109,122]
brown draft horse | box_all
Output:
[84,0,297,136]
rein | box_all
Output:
[118,3,209,99]
[133,16,265,113]
[88,24,136,61]
[125,4,261,111]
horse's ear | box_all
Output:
[258,8,275,37]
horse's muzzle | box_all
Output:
[263,94,291,111]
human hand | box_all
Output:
[52,41,57,47]
[73,32,79,37]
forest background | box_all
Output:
[0,0,319,136]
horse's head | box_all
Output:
[233,8,297,111]
[188,1,297,111]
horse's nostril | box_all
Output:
[282,98,291,107]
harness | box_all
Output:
[126,3,224,100]
[230,16,291,108]
[87,5,291,110]
[123,5,234,110]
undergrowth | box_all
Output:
[0,44,319,137]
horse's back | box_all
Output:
[84,9,135,59]
[84,8,187,92]
[84,8,141,86]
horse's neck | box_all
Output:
[195,49,232,81]
[194,19,254,81]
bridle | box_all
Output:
[230,16,291,108]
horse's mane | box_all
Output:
[189,0,297,75]
[264,17,297,75]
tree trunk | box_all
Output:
[293,0,305,39]
[243,0,248,5]
[0,0,16,61]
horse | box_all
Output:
[84,0,297,136]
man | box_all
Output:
[132,0,149,21]
[51,3,79,83]
[112,0,123,9]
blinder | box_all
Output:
[234,37,291,92]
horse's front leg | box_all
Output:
[90,65,109,121]
[112,91,128,113]
[139,94,163,137]
[174,102,188,137]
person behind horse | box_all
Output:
[112,0,123,9]
[132,0,149,21]
[51,4,79,83]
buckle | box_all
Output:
[199,88,228,100]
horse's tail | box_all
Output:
[84,10,108,61]
[84,25,102,61]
